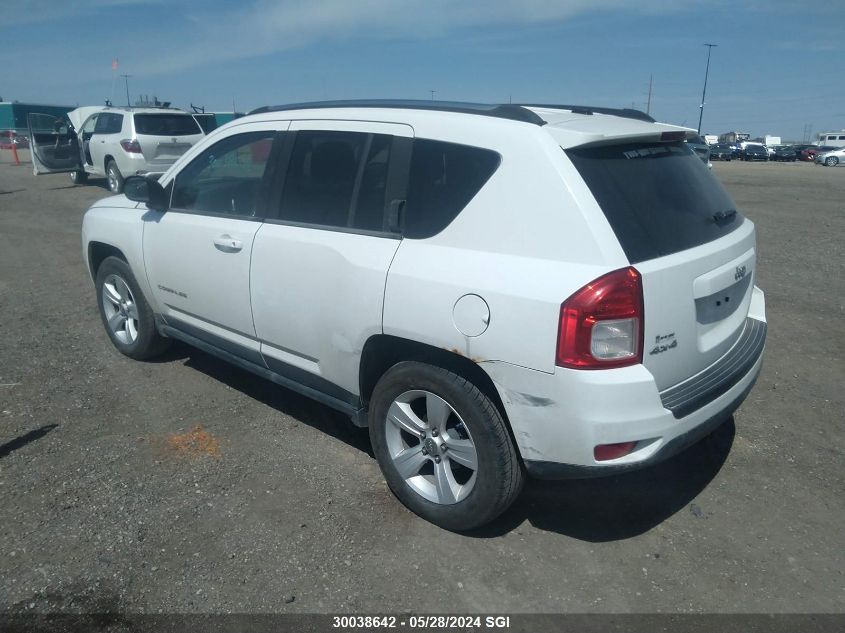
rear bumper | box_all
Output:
[524,374,756,479]
[482,288,766,478]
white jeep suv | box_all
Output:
[27,106,204,193]
[71,101,766,530]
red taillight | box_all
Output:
[594,441,637,461]
[556,267,644,369]
[120,139,141,153]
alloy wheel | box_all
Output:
[384,389,478,505]
[108,167,119,192]
[101,274,139,344]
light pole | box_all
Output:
[120,74,132,107]
[697,43,717,135]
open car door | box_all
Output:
[27,112,82,175]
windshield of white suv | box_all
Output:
[566,141,744,263]
[133,114,201,136]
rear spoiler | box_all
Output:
[545,120,698,150]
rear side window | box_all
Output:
[567,141,743,264]
[403,140,500,239]
[94,113,123,134]
[278,130,393,232]
[134,114,201,136]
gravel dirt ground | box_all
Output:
[0,159,843,615]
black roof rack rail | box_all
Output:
[247,99,546,125]
[516,103,655,123]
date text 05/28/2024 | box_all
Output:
[332,615,511,629]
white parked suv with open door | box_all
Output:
[27,106,204,193]
[62,100,766,530]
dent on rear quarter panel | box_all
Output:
[478,360,564,462]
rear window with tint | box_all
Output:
[134,114,201,136]
[567,141,743,264]
[403,139,500,239]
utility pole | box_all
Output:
[697,43,717,135]
[429,90,436,101]
[646,74,653,115]
[120,74,132,107]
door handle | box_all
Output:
[213,235,243,252]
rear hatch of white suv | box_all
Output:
[131,112,204,168]
[566,138,765,417]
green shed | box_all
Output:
[0,102,74,135]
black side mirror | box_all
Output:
[124,175,168,212]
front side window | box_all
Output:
[171,132,275,217]
[278,130,393,231]
[81,115,99,134]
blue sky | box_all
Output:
[2,0,843,141]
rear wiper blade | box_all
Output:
[713,209,737,223]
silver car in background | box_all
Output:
[27,106,205,193]
[815,147,845,167]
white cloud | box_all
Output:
[112,0,707,76]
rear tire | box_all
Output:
[106,160,124,194]
[70,169,88,185]
[825,157,839,167]
[95,256,170,360]
[369,361,524,531]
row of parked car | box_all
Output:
[708,141,844,165]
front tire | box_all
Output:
[95,256,170,360]
[369,362,523,531]
[825,157,839,167]
[106,159,124,193]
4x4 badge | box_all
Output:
[649,332,677,356]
